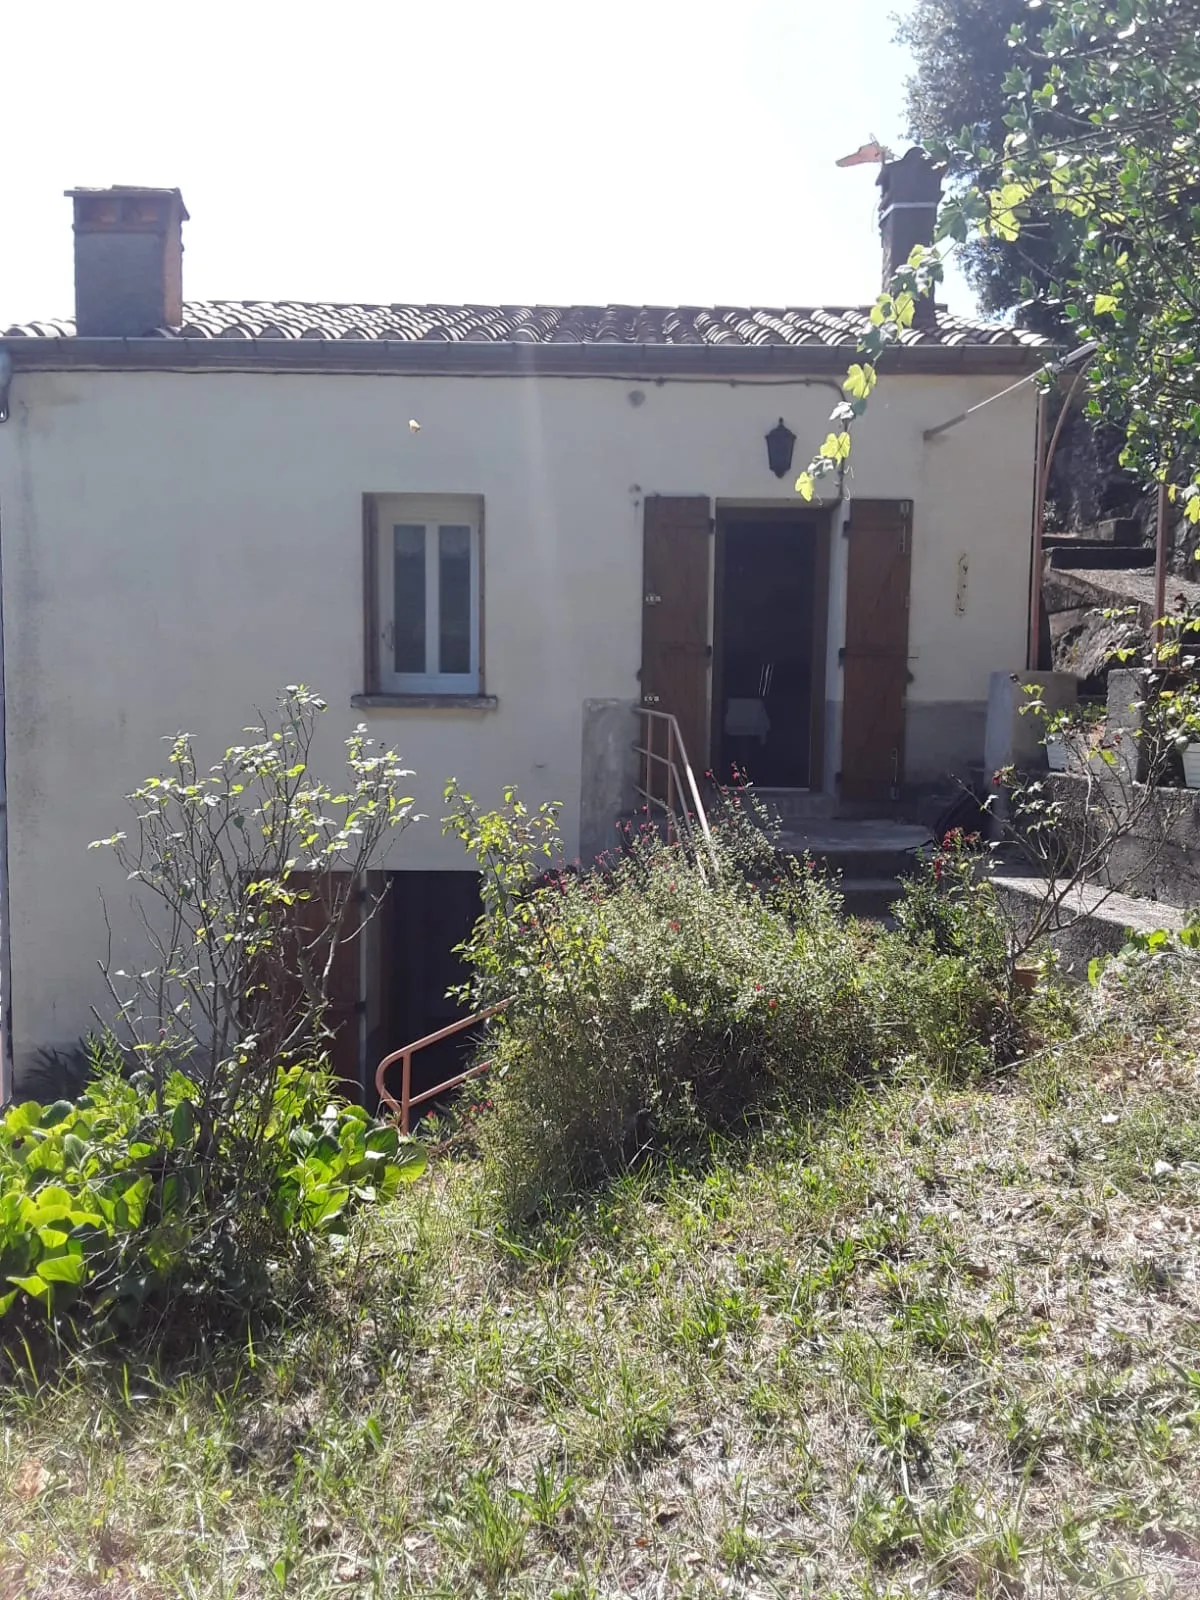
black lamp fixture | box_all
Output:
[765,417,796,479]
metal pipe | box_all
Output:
[1028,389,1049,670]
[0,481,12,1105]
[923,340,1098,442]
[1153,480,1169,664]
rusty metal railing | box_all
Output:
[375,999,510,1134]
[632,706,718,877]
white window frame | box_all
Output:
[375,495,482,695]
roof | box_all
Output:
[4,298,1047,351]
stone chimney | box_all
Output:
[66,186,188,337]
[877,150,941,326]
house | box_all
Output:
[0,156,1048,1101]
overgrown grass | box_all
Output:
[3,1012,1198,1597]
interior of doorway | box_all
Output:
[712,512,827,789]
[363,870,482,1114]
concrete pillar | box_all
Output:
[984,670,1077,780]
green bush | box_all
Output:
[893,828,1008,980]
[2,689,428,1340]
[0,1038,425,1334]
[445,784,1019,1216]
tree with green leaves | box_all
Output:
[960,0,1200,513]
[896,0,1066,325]
[802,0,1200,535]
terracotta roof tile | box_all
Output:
[1,299,1049,350]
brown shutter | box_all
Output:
[639,496,711,784]
[277,873,364,1099]
[840,498,913,803]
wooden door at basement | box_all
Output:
[639,496,711,793]
[276,873,363,1098]
[840,499,913,803]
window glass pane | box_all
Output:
[438,524,472,675]
[393,524,426,674]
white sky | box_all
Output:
[0,0,973,325]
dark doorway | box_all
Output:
[366,870,483,1115]
[714,516,823,788]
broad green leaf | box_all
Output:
[5,1102,42,1135]
[1093,292,1119,314]
[392,1144,428,1183]
[843,363,877,401]
[795,472,815,501]
[38,1251,86,1285]
[7,1273,49,1300]
[171,1100,195,1148]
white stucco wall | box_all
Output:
[0,365,1036,1065]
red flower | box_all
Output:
[768,998,778,1011]
[670,919,681,932]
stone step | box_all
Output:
[989,872,1188,979]
[777,821,931,881]
[838,875,907,920]
[1045,518,1143,548]
[751,787,836,826]
[1045,545,1156,571]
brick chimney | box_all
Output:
[66,186,188,337]
[877,150,941,327]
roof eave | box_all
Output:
[0,335,1051,379]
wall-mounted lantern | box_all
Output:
[765,417,796,479]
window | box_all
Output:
[369,495,482,697]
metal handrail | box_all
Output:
[632,707,718,876]
[375,999,510,1133]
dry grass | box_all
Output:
[2,1015,1199,1598]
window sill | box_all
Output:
[352,692,499,711]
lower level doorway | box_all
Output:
[367,870,482,1114]
[712,513,826,788]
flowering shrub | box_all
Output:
[894,829,1008,982]
[444,784,1019,1216]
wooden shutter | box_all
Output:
[840,499,913,803]
[278,873,364,1099]
[639,496,711,787]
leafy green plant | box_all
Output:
[0,1040,426,1331]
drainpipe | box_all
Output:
[0,488,12,1106]
[1153,480,1169,664]
[1027,389,1049,670]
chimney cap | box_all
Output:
[65,185,189,223]
[877,148,942,208]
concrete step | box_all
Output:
[751,788,837,826]
[1045,545,1155,571]
[990,872,1188,978]
[1045,518,1143,548]
[838,875,906,920]
[777,821,931,881]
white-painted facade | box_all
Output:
[0,361,1037,1075]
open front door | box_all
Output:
[639,496,711,788]
[840,499,913,803]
